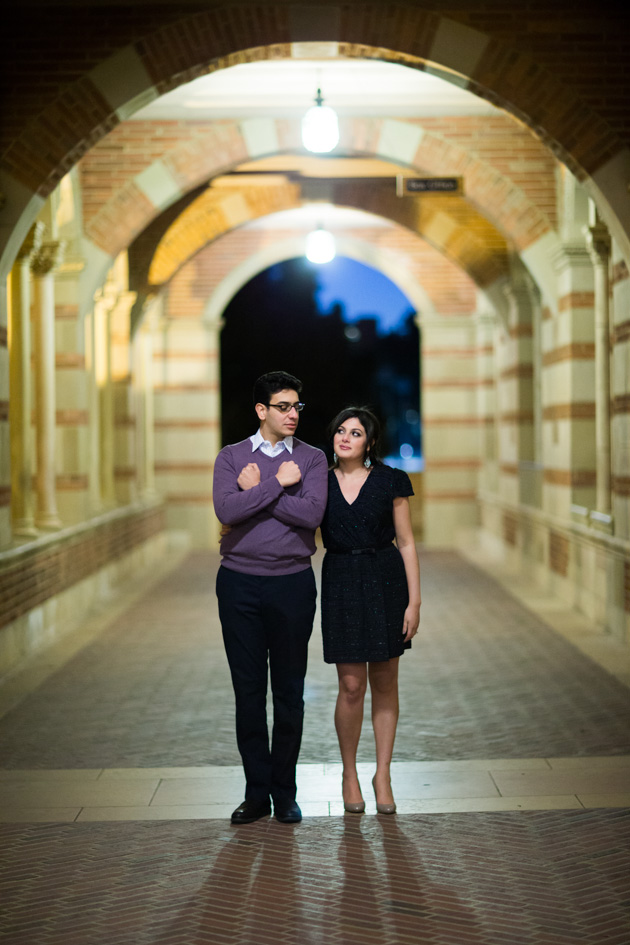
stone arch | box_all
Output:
[202,232,439,328]
[2,5,629,276]
[88,113,561,313]
[148,180,302,285]
[83,117,555,260]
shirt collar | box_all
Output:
[250,429,294,454]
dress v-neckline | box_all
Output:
[333,468,372,506]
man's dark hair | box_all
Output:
[328,406,382,467]
[253,371,303,406]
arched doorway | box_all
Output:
[219,255,420,462]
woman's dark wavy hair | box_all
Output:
[328,406,382,468]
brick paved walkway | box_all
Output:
[1,549,629,944]
[0,550,629,768]
[1,811,629,945]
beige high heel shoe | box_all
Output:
[372,775,396,814]
[342,776,365,813]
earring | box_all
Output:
[364,454,371,469]
[333,452,338,464]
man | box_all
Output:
[213,371,328,824]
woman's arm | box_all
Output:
[393,496,421,641]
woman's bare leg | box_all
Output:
[335,662,368,804]
[368,658,399,805]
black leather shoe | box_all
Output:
[274,800,302,824]
[230,799,271,825]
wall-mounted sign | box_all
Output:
[396,175,463,196]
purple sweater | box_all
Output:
[213,437,328,576]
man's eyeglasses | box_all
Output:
[266,401,305,414]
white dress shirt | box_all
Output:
[250,428,294,458]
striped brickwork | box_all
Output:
[166,225,477,323]
[422,317,481,545]
[612,254,630,538]
[542,251,597,516]
[152,320,221,547]
[0,284,9,550]
[78,114,555,267]
[496,275,537,509]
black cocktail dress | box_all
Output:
[320,463,414,663]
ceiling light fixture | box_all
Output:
[301,88,339,153]
[305,226,336,264]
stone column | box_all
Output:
[111,290,138,505]
[9,223,45,535]
[54,247,91,526]
[547,244,596,517]
[585,221,612,519]
[502,267,540,508]
[134,322,156,501]
[93,287,116,508]
[85,307,102,514]
[475,310,498,494]
[31,240,65,530]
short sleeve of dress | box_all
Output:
[392,467,414,498]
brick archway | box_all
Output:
[84,112,558,316]
[206,233,440,326]
[83,118,555,262]
[2,3,629,276]
[158,213,480,329]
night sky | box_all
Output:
[315,257,413,335]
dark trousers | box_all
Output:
[216,566,317,803]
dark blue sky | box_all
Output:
[313,257,413,334]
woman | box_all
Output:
[320,407,421,814]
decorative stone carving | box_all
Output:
[30,240,66,277]
[585,222,611,265]
[16,221,46,261]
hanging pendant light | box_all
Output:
[301,88,339,153]
[305,226,336,264]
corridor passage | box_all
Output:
[1,549,629,944]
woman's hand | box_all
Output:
[402,602,420,642]
[393,496,422,644]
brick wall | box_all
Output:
[0,505,165,632]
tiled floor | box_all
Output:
[1,757,630,822]
[1,547,629,944]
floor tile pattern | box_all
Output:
[1,758,629,822]
[0,551,629,768]
[1,811,629,945]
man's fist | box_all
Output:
[238,462,261,490]
[276,460,301,487]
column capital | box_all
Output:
[551,242,591,274]
[31,240,66,277]
[16,222,46,261]
[584,222,611,266]
[111,290,137,319]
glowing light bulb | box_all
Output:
[305,228,336,264]
[301,88,339,153]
